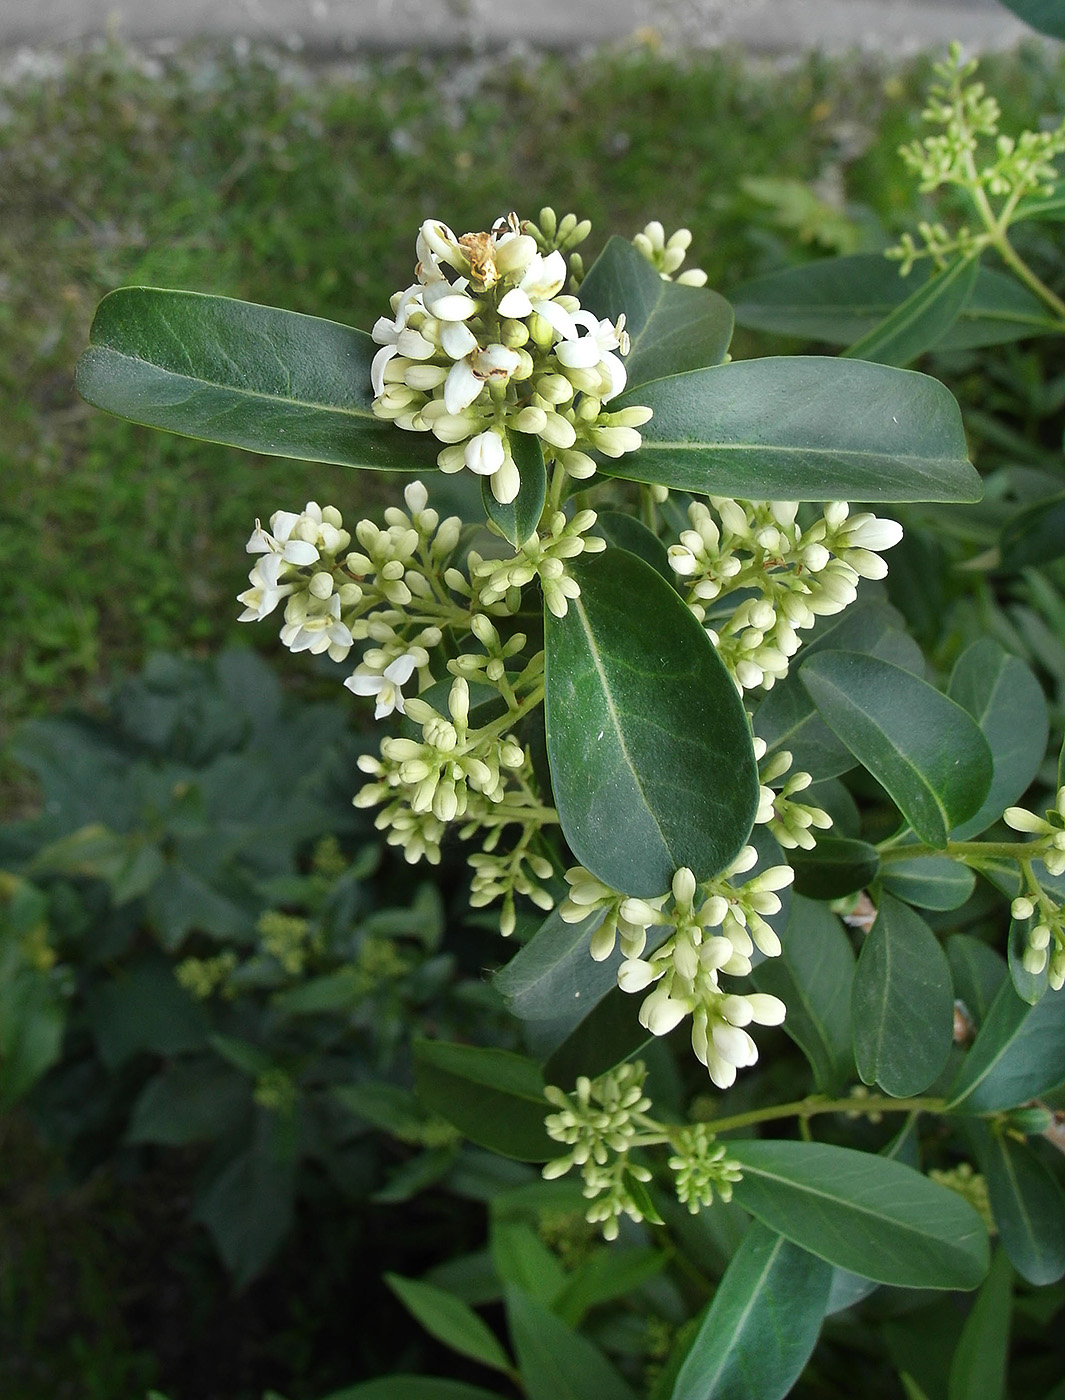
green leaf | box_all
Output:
[273,969,364,1016]
[947,638,1049,840]
[800,651,993,848]
[489,1221,566,1309]
[505,1286,640,1400]
[731,255,1058,348]
[607,357,979,502]
[331,1082,430,1139]
[578,236,734,391]
[672,1222,832,1400]
[729,1139,990,1289]
[193,1111,296,1286]
[413,1040,554,1161]
[320,1379,503,1400]
[1001,490,1065,571]
[75,287,440,472]
[0,971,65,1108]
[753,896,855,1096]
[997,0,1065,38]
[591,511,671,580]
[948,935,1008,1027]
[553,1246,666,1328]
[851,893,955,1097]
[85,960,209,1070]
[947,1248,1013,1400]
[494,905,613,1026]
[841,255,978,366]
[127,1060,250,1145]
[542,986,652,1085]
[969,1121,1065,1286]
[789,836,880,900]
[385,1273,514,1376]
[481,432,546,547]
[950,979,1065,1111]
[880,856,976,910]
[545,548,758,895]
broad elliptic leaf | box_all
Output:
[545,548,758,895]
[482,432,546,547]
[800,651,993,848]
[729,1139,990,1289]
[578,235,734,391]
[789,836,880,900]
[607,357,979,502]
[1000,490,1065,571]
[731,255,1058,349]
[851,893,955,1097]
[947,935,1008,1028]
[880,857,976,911]
[997,0,1065,38]
[969,1120,1065,1286]
[949,978,1065,1112]
[506,1286,640,1400]
[592,511,671,580]
[672,1222,832,1400]
[542,986,652,1085]
[841,255,978,367]
[494,905,615,1027]
[948,638,1049,841]
[412,1041,554,1161]
[947,1248,1013,1400]
[385,1273,514,1376]
[753,895,856,1096]
[75,287,441,471]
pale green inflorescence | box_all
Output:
[1004,784,1065,989]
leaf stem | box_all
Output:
[702,1093,948,1136]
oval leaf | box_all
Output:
[880,857,976,911]
[800,651,993,848]
[947,1248,1013,1400]
[322,1380,503,1400]
[841,255,978,367]
[385,1273,514,1376]
[851,893,955,1097]
[1000,490,1065,571]
[969,1121,1065,1286]
[607,357,979,502]
[672,1222,832,1400]
[578,235,734,391]
[75,287,440,472]
[544,547,758,895]
[482,432,546,547]
[591,511,671,580]
[948,934,1008,1028]
[790,836,880,900]
[729,1139,990,1290]
[494,905,613,1025]
[505,1286,640,1400]
[949,979,1065,1112]
[412,1041,554,1161]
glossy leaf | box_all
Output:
[591,511,671,580]
[731,255,1058,348]
[481,432,546,547]
[947,1248,1013,1400]
[880,857,976,911]
[852,894,955,1097]
[493,906,614,1027]
[505,1286,640,1400]
[578,235,733,391]
[947,638,1049,840]
[607,357,978,502]
[729,1139,990,1289]
[75,287,441,471]
[950,979,1065,1111]
[998,0,1065,37]
[801,651,993,848]
[412,1041,554,1161]
[1000,490,1065,571]
[948,935,1008,1028]
[841,255,978,366]
[385,1273,513,1376]
[789,836,880,900]
[753,896,855,1095]
[553,1246,666,1328]
[969,1120,1065,1286]
[490,1221,567,1309]
[542,986,652,1085]
[672,1222,832,1400]
[544,548,758,894]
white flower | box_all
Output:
[370,285,422,397]
[345,653,419,719]
[554,311,628,399]
[497,250,578,339]
[464,430,506,476]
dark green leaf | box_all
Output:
[591,511,671,580]
[731,255,1058,348]
[545,548,758,894]
[273,969,364,1016]
[193,1112,296,1287]
[489,1221,566,1309]
[790,836,880,900]
[1001,490,1065,571]
[373,1146,457,1204]
[997,0,1065,38]
[413,1041,554,1161]
[753,896,855,1095]
[127,1060,250,1145]
[729,1139,990,1289]
[0,971,65,1108]
[947,1248,1013,1400]
[969,1120,1065,1285]
[321,1379,503,1400]
[385,1273,513,1376]
[800,651,993,848]
[493,905,612,1027]
[948,935,1008,1028]
[85,960,209,1069]
[841,255,978,366]
[481,432,546,547]
[332,1082,430,1139]
[880,857,976,910]
[851,893,955,1097]
[76,287,440,471]
[553,1247,666,1328]
[578,236,733,391]
[506,1286,641,1400]
[950,979,1065,1111]
[673,1222,832,1400]
[542,987,652,1085]
[948,638,1048,840]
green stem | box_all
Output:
[702,1093,947,1136]
[965,155,1065,322]
[877,839,1034,865]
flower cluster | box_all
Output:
[561,860,790,1088]
[371,212,651,504]
[754,739,833,851]
[632,220,708,287]
[542,1062,743,1237]
[468,508,606,619]
[668,497,904,692]
[1004,784,1065,988]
